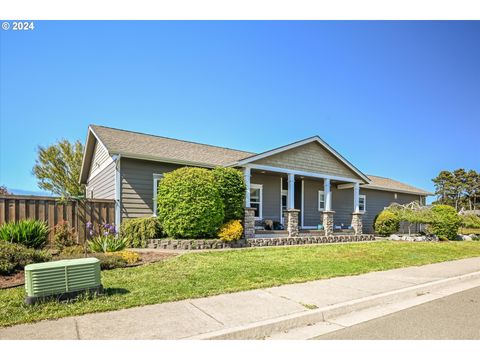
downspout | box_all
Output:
[115,154,122,230]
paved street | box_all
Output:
[316,286,480,340]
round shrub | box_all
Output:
[0,242,51,275]
[0,219,50,248]
[212,167,246,221]
[428,205,461,240]
[218,220,243,242]
[374,210,400,236]
[120,216,163,248]
[157,167,224,238]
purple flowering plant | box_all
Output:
[86,221,117,239]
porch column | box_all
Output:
[351,182,363,235]
[353,182,360,213]
[322,178,334,236]
[287,173,295,209]
[324,178,332,211]
[243,207,256,239]
[285,209,300,237]
[244,167,251,207]
[286,173,299,236]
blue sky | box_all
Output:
[1,21,479,198]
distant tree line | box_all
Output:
[432,169,480,211]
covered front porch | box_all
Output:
[242,165,365,239]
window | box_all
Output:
[318,190,325,211]
[152,173,164,216]
[281,189,288,223]
[250,184,263,219]
[359,195,366,212]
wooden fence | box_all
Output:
[0,195,115,244]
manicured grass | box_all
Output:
[2,241,480,327]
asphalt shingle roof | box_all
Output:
[91,125,255,167]
[365,175,431,195]
[89,125,431,195]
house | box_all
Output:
[79,125,432,236]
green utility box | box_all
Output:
[24,258,103,305]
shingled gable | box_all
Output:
[231,136,371,183]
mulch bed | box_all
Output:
[0,271,25,289]
[0,251,177,290]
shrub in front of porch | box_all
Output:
[212,167,246,222]
[217,220,243,241]
[157,167,224,238]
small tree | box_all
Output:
[0,185,9,195]
[212,167,246,222]
[32,139,85,199]
[387,201,433,236]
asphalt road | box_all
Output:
[316,286,480,340]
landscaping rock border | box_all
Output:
[147,234,376,250]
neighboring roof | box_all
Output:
[80,125,432,196]
[91,124,255,166]
[364,175,433,196]
[230,136,370,183]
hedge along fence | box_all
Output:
[0,195,115,244]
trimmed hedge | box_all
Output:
[157,167,224,238]
[428,205,462,240]
[212,167,246,222]
[374,210,400,236]
[120,217,163,248]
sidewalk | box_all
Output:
[1,257,480,340]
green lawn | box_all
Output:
[2,240,480,327]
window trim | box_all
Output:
[318,190,325,211]
[152,173,164,216]
[250,183,263,220]
[359,194,366,213]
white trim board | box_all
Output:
[246,163,363,184]
[152,173,164,216]
[337,183,431,196]
[114,155,122,228]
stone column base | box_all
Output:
[285,209,300,237]
[322,210,335,236]
[243,207,256,239]
[351,212,363,235]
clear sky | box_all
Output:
[1,21,479,198]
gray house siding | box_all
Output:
[120,158,183,219]
[86,160,116,199]
[303,179,324,227]
[88,141,111,178]
[250,173,282,222]
[301,184,424,233]
[332,188,423,233]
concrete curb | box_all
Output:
[188,270,480,340]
